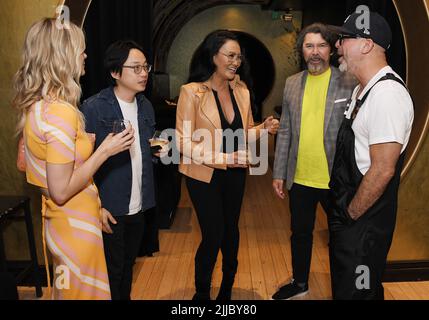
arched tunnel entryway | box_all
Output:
[235,31,275,122]
[63,0,428,178]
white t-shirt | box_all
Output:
[344,66,414,175]
[117,96,143,215]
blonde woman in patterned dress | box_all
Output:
[12,18,134,300]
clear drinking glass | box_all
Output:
[149,130,169,152]
[112,119,131,134]
[237,143,248,166]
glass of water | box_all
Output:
[112,119,131,134]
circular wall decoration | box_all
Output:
[63,0,429,177]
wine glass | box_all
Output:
[237,143,248,166]
[150,130,169,153]
[112,119,131,134]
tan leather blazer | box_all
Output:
[176,75,265,183]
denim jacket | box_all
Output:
[81,87,156,216]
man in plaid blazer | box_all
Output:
[272,23,356,300]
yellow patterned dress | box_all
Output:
[23,100,111,300]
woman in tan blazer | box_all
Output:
[176,30,278,300]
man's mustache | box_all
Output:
[308,55,322,61]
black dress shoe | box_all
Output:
[272,280,308,300]
[216,286,232,301]
[192,292,211,300]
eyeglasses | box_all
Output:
[304,43,330,50]
[338,33,369,45]
[122,64,152,74]
[219,52,245,63]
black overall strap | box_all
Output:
[328,74,411,300]
[351,73,408,120]
[329,72,409,224]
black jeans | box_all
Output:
[288,183,330,284]
[103,211,145,300]
[186,169,246,293]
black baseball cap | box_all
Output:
[332,11,392,50]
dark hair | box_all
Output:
[104,40,146,85]
[296,23,336,59]
[187,30,252,87]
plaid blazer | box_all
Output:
[273,67,357,190]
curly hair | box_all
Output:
[12,18,86,134]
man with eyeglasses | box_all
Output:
[272,23,356,300]
[329,11,414,300]
[81,40,156,300]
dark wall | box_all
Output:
[81,0,154,100]
[302,0,406,79]
[235,32,275,122]
[80,0,405,99]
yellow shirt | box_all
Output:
[294,67,331,189]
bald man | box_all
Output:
[329,9,414,300]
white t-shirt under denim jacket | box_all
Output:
[117,96,143,216]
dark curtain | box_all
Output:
[81,0,154,101]
[302,0,406,79]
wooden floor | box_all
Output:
[19,145,429,300]
[127,169,429,300]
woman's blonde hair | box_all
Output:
[13,18,86,134]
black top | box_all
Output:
[212,86,245,153]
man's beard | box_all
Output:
[308,63,322,74]
[306,57,328,75]
[338,60,348,72]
